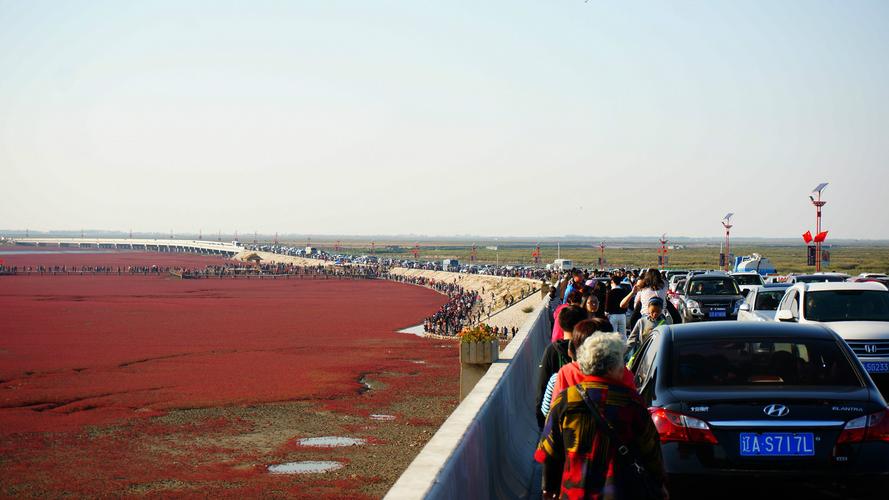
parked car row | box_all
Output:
[637,268,889,495]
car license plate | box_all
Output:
[863,362,889,373]
[709,310,727,318]
[739,433,814,457]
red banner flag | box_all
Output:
[814,231,828,243]
[802,231,813,244]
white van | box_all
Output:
[553,259,573,271]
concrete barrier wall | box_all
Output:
[385,296,555,500]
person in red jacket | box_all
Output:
[546,318,636,413]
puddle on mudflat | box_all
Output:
[268,461,344,474]
[408,360,426,364]
[370,414,396,421]
[297,436,366,448]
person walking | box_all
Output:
[537,306,589,428]
[536,333,667,500]
[604,275,629,339]
[562,269,584,304]
[551,291,584,343]
[622,270,668,331]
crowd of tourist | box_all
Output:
[0,264,171,275]
[533,268,676,499]
[388,274,538,339]
[0,261,387,279]
[387,275,482,336]
[171,262,382,279]
[423,287,480,336]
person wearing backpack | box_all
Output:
[536,333,667,499]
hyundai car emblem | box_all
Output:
[763,404,790,417]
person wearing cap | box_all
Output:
[626,296,672,363]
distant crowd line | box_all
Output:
[0,262,386,279]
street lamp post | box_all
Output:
[810,183,828,272]
[721,213,734,272]
[658,234,669,270]
[599,241,606,269]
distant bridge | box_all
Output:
[11,238,243,257]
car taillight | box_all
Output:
[837,409,889,444]
[649,407,718,444]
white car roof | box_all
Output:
[796,281,888,292]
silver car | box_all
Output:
[737,283,791,322]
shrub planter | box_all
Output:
[459,340,499,401]
[460,340,499,365]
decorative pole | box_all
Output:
[599,241,606,268]
[658,234,669,270]
[810,183,828,272]
[721,213,734,272]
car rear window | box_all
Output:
[754,291,785,311]
[734,275,762,286]
[673,338,860,387]
[687,278,740,296]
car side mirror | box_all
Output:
[739,303,751,312]
[775,309,795,322]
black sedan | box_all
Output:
[630,322,889,499]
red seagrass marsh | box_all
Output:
[0,252,457,498]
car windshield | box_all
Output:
[687,278,740,296]
[804,290,889,322]
[734,275,763,286]
[673,338,860,387]
[754,291,785,311]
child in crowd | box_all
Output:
[626,296,671,363]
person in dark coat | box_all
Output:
[536,305,588,428]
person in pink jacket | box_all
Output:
[550,290,583,342]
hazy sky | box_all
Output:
[2,1,888,239]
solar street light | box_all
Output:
[809,182,828,272]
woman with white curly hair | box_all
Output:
[536,333,667,499]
